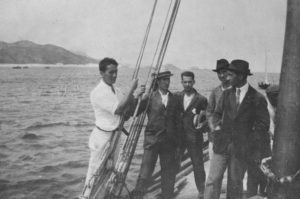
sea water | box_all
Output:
[0,66,278,199]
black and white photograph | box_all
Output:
[1,0,299,199]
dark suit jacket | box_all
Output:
[176,89,208,143]
[212,85,270,161]
[138,90,182,149]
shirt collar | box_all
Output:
[237,82,249,94]
[100,79,115,93]
[221,85,231,91]
[158,89,169,97]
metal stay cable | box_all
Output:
[117,0,158,134]
[124,0,175,153]
[144,0,174,85]
[123,0,181,161]
[125,0,181,161]
[115,1,182,193]
[104,0,182,198]
[132,0,158,80]
[112,0,182,197]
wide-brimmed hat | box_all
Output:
[228,59,253,76]
[213,59,229,72]
[152,70,173,79]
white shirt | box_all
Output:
[221,85,231,91]
[158,90,169,107]
[236,82,249,104]
[184,93,194,110]
[90,79,123,131]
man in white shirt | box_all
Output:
[176,71,208,199]
[81,57,145,198]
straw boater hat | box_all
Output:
[213,59,229,72]
[152,70,173,79]
[228,59,253,76]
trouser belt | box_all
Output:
[96,126,129,136]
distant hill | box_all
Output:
[0,40,98,64]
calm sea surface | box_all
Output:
[0,66,279,199]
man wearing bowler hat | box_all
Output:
[207,59,231,158]
[132,70,182,199]
[205,59,231,199]
[204,60,270,199]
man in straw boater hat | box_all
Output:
[204,60,270,199]
[132,70,182,199]
[80,57,145,199]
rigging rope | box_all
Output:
[83,1,182,198]
[104,0,182,198]
[132,0,158,80]
[145,0,174,84]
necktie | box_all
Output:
[236,88,241,110]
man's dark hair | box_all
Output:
[181,71,195,80]
[99,57,118,72]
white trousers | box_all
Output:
[83,128,111,196]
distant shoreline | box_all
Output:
[0,63,98,68]
[0,64,280,74]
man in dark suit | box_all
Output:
[176,71,208,198]
[132,70,182,199]
[204,60,270,199]
[207,59,231,158]
[245,85,278,198]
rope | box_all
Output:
[132,0,158,80]
[117,0,159,139]
[103,1,182,198]
[260,156,300,184]
[124,0,175,151]
[144,0,174,84]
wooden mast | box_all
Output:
[270,0,300,198]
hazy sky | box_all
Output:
[0,0,286,72]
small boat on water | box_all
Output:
[258,81,270,89]
[12,66,22,69]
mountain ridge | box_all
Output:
[0,40,98,64]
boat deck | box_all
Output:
[174,160,250,199]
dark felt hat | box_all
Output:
[213,59,229,72]
[152,70,173,79]
[228,59,253,76]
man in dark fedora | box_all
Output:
[204,60,270,199]
[132,70,182,199]
[207,59,231,158]
[205,59,231,199]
